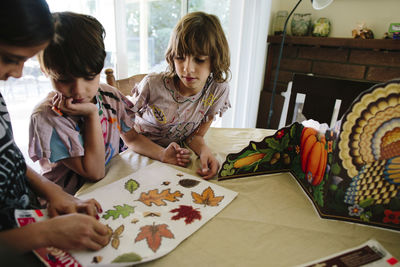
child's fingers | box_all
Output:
[178,148,191,155]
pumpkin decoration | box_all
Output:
[300,127,327,186]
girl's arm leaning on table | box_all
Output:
[121,128,191,167]
[185,118,219,179]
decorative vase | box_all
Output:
[291,13,311,36]
[274,10,288,35]
[312,17,331,37]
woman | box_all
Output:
[0,0,109,252]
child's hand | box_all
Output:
[162,142,191,167]
[53,93,97,117]
[196,151,219,180]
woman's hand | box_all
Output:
[162,142,191,167]
[45,213,110,251]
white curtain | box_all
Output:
[222,0,272,128]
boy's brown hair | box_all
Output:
[38,12,105,79]
[165,11,231,83]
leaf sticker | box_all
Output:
[111,252,142,263]
[170,205,202,224]
[125,179,139,194]
[106,224,125,249]
[178,179,200,188]
[135,222,174,252]
[138,189,183,206]
[143,211,161,217]
[192,187,224,207]
[102,204,135,220]
[92,256,103,263]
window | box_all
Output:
[0,0,231,171]
[115,0,230,78]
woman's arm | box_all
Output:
[185,119,219,179]
[26,166,102,217]
[121,128,191,167]
[0,213,109,253]
[0,166,109,253]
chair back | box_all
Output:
[285,73,377,126]
[105,68,146,96]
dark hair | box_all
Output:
[165,12,231,83]
[38,12,106,79]
[0,0,54,46]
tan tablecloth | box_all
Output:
[76,127,400,266]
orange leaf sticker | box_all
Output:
[135,222,174,252]
[191,186,224,207]
[138,189,183,206]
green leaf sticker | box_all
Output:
[112,252,142,263]
[103,204,135,220]
[125,179,140,194]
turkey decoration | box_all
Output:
[219,79,400,231]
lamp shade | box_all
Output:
[311,0,333,10]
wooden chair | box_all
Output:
[284,73,377,126]
[105,68,146,96]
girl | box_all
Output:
[122,11,231,179]
[0,0,109,253]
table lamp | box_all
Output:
[266,0,334,128]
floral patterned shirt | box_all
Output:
[131,73,231,147]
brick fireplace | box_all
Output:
[257,36,400,129]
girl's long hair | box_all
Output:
[165,12,231,83]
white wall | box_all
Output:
[269,0,399,38]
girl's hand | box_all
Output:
[53,93,97,117]
[196,151,219,180]
[162,142,191,167]
[46,187,102,219]
[45,213,110,251]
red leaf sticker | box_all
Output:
[170,205,202,224]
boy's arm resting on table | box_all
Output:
[60,111,106,181]
[185,119,219,180]
[121,128,191,167]
[0,167,109,253]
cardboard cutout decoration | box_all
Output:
[219,79,400,231]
